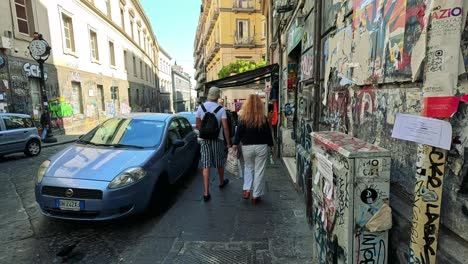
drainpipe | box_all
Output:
[312,0,322,132]
[276,16,283,157]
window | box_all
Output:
[140,61,143,79]
[145,64,148,81]
[89,30,99,61]
[105,0,111,18]
[97,85,105,110]
[237,20,249,42]
[129,15,135,39]
[136,88,140,102]
[178,118,193,137]
[128,88,131,104]
[143,35,146,52]
[120,6,125,29]
[109,41,115,66]
[133,56,137,77]
[62,13,75,52]
[15,0,32,35]
[123,50,128,71]
[262,20,266,38]
[137,28,141,46]
[71,82,83,114]
[79,118,165,148]
[2,116,33,130]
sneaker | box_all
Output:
[219,179,229,189]
[242,190,250,199]
[203,194,211,202]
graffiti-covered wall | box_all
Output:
[270,0,468,262]
[315,0,468,263]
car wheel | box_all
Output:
[146,174,169,216]
[24,139,41,157]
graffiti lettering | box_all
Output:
[432,7,462,20]
[410,146,446,264]
[358,233,386,264]
[337,176,349,225]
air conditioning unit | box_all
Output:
[0,37,12,49]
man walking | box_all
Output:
[196,86,231,202]
[40,109,50,142]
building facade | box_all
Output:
[172,64,191,112]
[0,0,160,134]
[262,0,468,263]
[193,0,266,103]
[158,47,173,113]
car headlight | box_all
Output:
[37,160,50,184]
[108,167,147,189]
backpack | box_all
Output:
[225,110,238,139]
[199,104,222,140]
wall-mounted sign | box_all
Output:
[287,23,304,54]
[23,62,48,80]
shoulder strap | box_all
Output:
[201,104,207,113]
[213,105,222,113]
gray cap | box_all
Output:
[207,86,221,100]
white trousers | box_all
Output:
[242,144,268,198]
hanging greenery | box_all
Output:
[217,59,266,79]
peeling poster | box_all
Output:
[423,0,464,97]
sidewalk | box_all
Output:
[41,134,81,148]
[121,160,314,263]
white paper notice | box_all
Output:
[316,153,334,183]
[391,113,452,150]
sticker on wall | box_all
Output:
[361,188,378,204]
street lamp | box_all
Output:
[28,32,57,143]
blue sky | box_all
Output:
[140,0,199,79]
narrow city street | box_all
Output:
[0,143,314,264]
[0,143,194,264]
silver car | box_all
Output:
[0,113,41,157]
[35,113,199,220]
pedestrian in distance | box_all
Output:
[232,94,274,205]
[40,108,50,142]
[196,86,232,202]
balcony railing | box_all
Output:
[234,35,255,48]
[233,0,255,12]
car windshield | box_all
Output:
[179,114,196,124]
[78,118,165,148]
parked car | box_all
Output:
[35,113,199,220]
[176,112,196,129]
[0,113,41,158]
[177,111,199,136]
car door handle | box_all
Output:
[23,131,28,133]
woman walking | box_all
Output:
[233,94,274,204]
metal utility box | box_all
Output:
[310,131,391,264]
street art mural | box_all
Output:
[311,132,391,263]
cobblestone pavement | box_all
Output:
[0,144,314,264]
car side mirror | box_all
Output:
[172,139,185,148]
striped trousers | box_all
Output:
[200,139,227,168]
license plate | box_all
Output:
[56,199,83,211]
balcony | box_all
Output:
[200,72,206,82]
[233,0,255,13]
[207,43,220,61]
[234,35,255,48]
